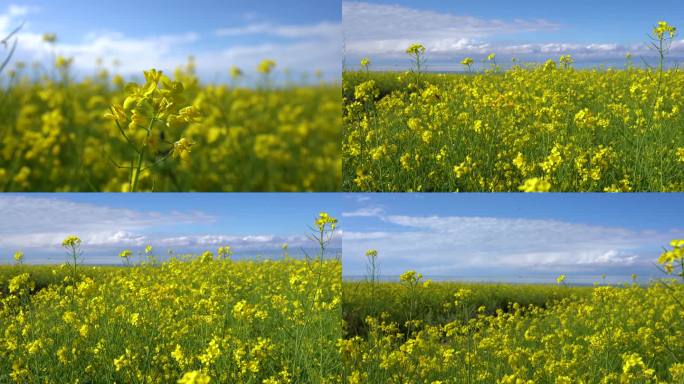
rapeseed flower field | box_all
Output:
[343,22,684,192]
[1,256,341,383]
[0,55,340,191]
[0,214,342,383]
[341,242,684,383]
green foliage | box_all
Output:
[343,280,590,338]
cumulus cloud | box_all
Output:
[343,213,680,276]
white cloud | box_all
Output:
[0,5,341,80]
[216,21,340,39]
[0,195,328,255]
[0,196,214,249]
[343,214,680,276]
[342,231,390,240]
[0,196,212,234]
[342,206,383,217]
[7,29,201,75]
[342,1,684,67]
[576,250,637,265]
[0,4,33,39]
[138,234,314,250]
[193,39,340,77]
[343,1,559,55]
[210,21,341,76]
[0,196,339,263]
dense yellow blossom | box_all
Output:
[1,58,340,191]
[0,254,341,382]
[342,240,684,383]
[343,53,684,191]
[342,271,683,383]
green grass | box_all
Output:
[343,280,591,337]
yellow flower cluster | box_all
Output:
[342,273,684,383]
[315,211,338,232]
[654,21,677,40]
[343,56,684,191]
[0,254,341,383]
[659,239,684,278]
[0,58,340,191]
[61,235,81,248]
[405,44,426,56]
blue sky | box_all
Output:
[5,192,684,284]
[0,193,342,264]
[342,194,684,283]
[343,1,684,70]
[0,1,341,82]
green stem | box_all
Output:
[130,118,155,192]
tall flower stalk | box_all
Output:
[105,69,200,192]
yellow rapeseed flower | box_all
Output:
[257,59,276,75]
[61,235,81,248]
[178,371,211,384]
[519,178,551,192]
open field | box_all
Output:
[341,242,684,383]
[0,255,341,383]
[0,60,341,192]
[343,65,684,192]
[342,280,684,383]
[343,21,684,192]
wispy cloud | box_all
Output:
[343,1,559,55]
[342,206,384,217]
[0,196,214,249]
[0,196,329,262]
[342,1,684,66]
[193,40,340,77]
[211,20,341,76]
[343,212,680,276]
[215,21,340,39]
